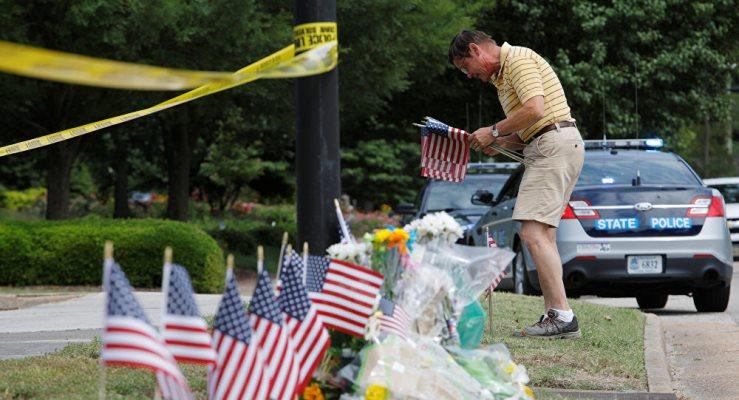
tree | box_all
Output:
[471,0,737,140]
[0,0,168,219]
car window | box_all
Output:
[425,177,507,211]
[578,156,701,186]
[711,183,739,203]
[496,170,523,203]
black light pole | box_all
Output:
[294,0,340,253]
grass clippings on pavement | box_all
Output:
[0,285,99,310]
[483,292,647,392]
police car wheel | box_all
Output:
[693,285,731,313]
[636,294,668,310]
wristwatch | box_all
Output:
[490,124,499,138]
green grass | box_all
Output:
[0,339,210,400]
[0,293,646,398]
[482,292,647,391]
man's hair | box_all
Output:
[448,30,496,65]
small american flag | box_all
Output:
[487,229,497,248]
[378,297,412,340]
[162,264,217,365]
[209,270,269,400]
[487,228,507,291]
[306,255,383,337]
[420,117,471,182]
[279,252,331,391]
[249,270,300,400]
[102,260,192,400]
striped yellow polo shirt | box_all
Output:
[491,42,573,142]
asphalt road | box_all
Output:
[584,262,739,400]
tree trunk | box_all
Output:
[45,140,80,220]
[163,111,197,221]
[113,140,131,219]
[42,86,81,220]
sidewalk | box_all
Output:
[586,293,739,400]
[0,292,227,359]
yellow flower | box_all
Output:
[523,385,535,399]
[504,362,516,375]
[380,204,392,213]
[302,382,324,400]
[365,384,389,400]
[374,229,392,243]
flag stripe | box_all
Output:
[331,260,383,287]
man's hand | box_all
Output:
[482,146,499,156]
[470,126,496,151]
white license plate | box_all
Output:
[627,255,663,274]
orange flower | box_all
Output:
[302,382,324,400]
[387,228,410,254]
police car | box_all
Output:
[396,162,519,242]
[470,139,733,312]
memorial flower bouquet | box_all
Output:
[403,211,463,246]
[326,241,371,267]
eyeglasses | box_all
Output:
[456,58,470,75]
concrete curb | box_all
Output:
[534,388,677,399]
[643,313,673,393]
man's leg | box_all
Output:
[519,220,569,312]
[517,219,580,338]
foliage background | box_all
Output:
[0,0,735,216]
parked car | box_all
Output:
[396,162,519,242]
[704,177,739,261]
[469,139,733,312]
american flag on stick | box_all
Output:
[416,116,524,182]
[209,269,269,400]
[278,252,331,391]
[486,227,507,291]
[162,263,216,365]
[417,116,471,182]
[102,260,192,400]
[377,297,412,340]
[249,270,300,400]
[305,255,383,337]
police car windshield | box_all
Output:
[711,184,739,203]
[577,157,700,187]
[426,176,507,211]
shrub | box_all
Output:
[0,188,46,211]
[348,211,400,237]
[0,218,224,293]
[203,219,296,273]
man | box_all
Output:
[449,30,584,339]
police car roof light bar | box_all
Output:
[467,162,520,171]
[583,138,663,150]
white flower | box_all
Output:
[327,242,370,266]
[403,211,462,245]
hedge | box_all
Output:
[0,218,224,293]
[204,220,302,254]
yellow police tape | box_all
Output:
[293,22,338,53]
[0,40,236,91]
[0,36,337,157]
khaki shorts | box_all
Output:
[512,126,584,228]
